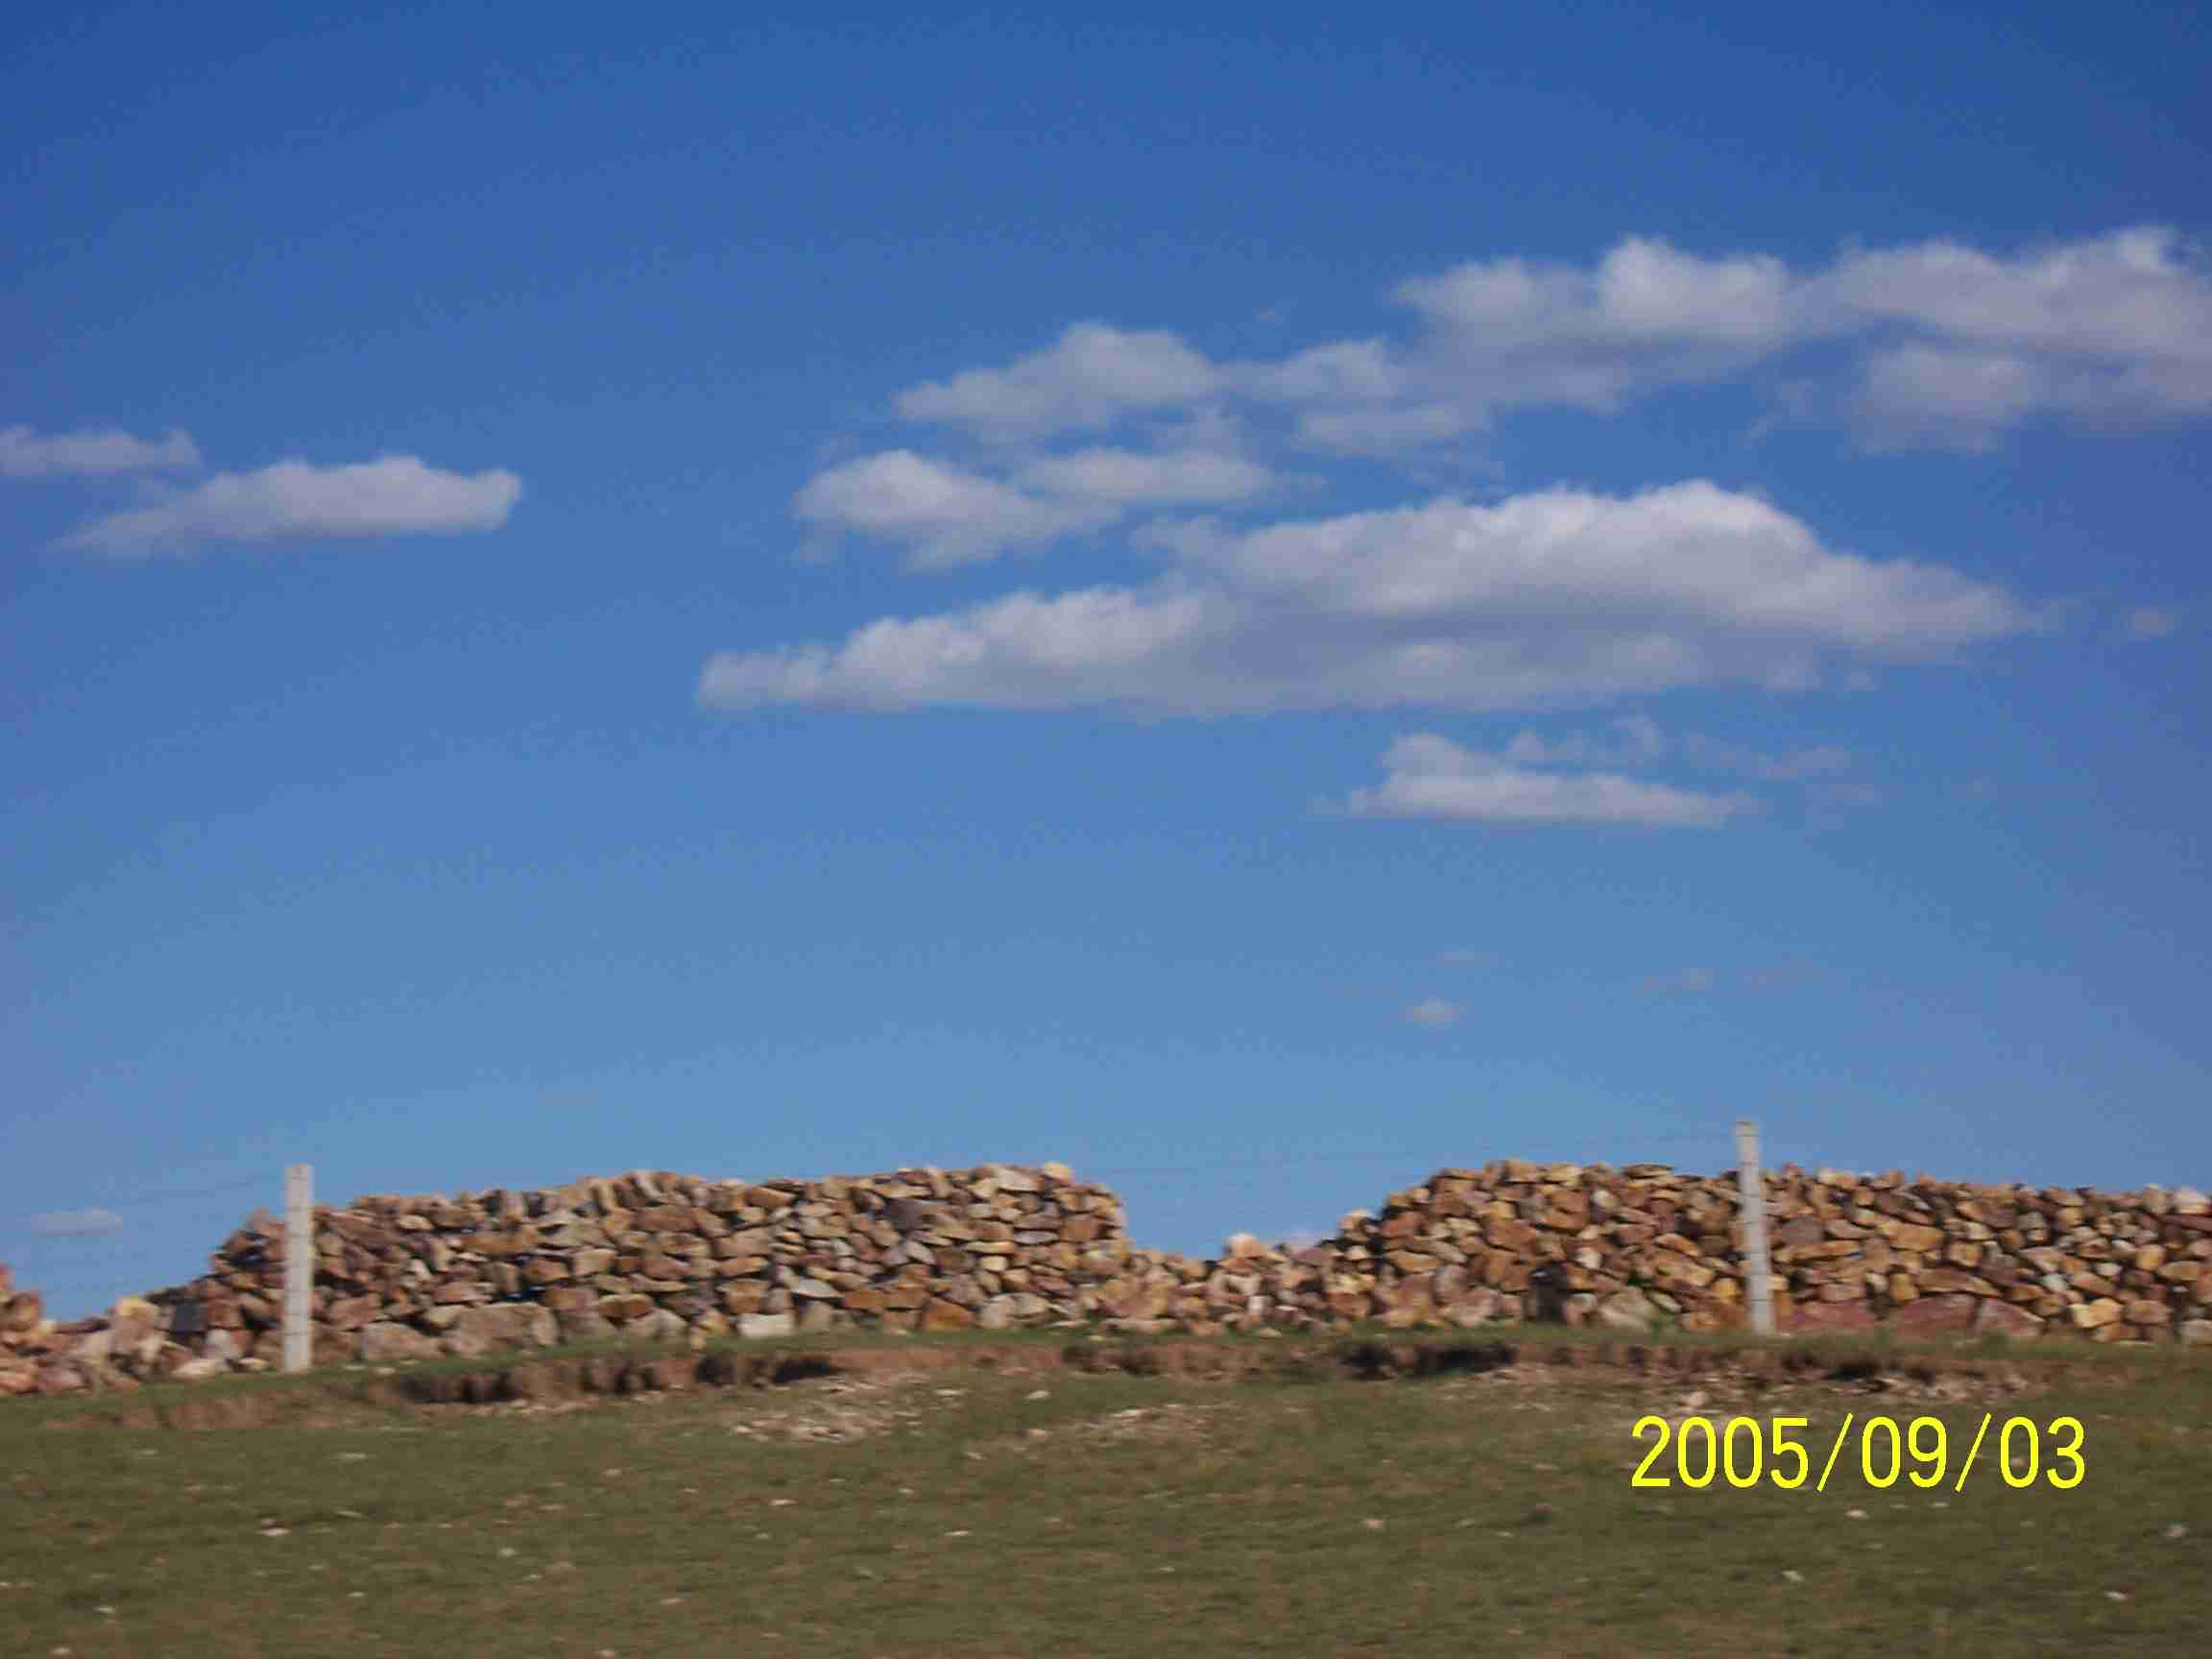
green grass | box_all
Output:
[2,1333,2205,1657]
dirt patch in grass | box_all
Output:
[31,1328,2116,1434]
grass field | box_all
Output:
[3,1329,2206,1658]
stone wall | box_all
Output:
[5,1159,2208,1398]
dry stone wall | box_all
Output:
[5,1159,2209,1398]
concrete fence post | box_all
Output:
[283,1164,313,1373]
[1734,1120,1776,1337]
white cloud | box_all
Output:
[1312,237,1806,439]
[60,455,522,553]
[1011,446,1278,505]
[1372,226,2212,445]
[1404,998,1465,1026]
[895,322,1221,440]
[1839,347,2061,448]
[1481,717,1854,784]
[699,583,1217,711]
[704,480,2031,715]
[794,443,1282,566]
[795,449,1118,566]
[2124,606,2180,638]
[1334,733,1752,829]
[2,424,200,477]
[29,1208,125,1237]
[1825,227,2210,359]
[882,227,2212,453]
[1399,238,1802,352]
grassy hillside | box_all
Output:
[2,1329,2205,1657]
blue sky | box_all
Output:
[5,2,2207,1319]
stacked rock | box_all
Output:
[1094,1163,2212,1344]
[0,1262,41,1395]
[1,1261,172,1398]
[23,1163,1125,1389]
[4,1159,2207,1399]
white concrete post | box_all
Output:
[283,1163,313,1373]
[1734,1120,1776,1337]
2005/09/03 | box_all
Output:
[1631,1412,2085,1492]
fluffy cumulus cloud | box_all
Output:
[875,227,2212,455]
[2,423,200,477]
[1818,228,2212,441]
[1366,717,1856,819]
[60,455,523,553]
[1460,227,2212,441]
[784,226,2208,566]
[1272,236,1809,444]
[703,480,2031,715]
[796,449,1120,566]
[1011,446,1277,506]
[704,228,2187,828]
[1332,733,1752,829]
[29,1208,125,1236]
[895,323,1221,440]
[796,445,1279,565]
[700,583,1218,711]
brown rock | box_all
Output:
[1485,1217,1535,1251]
[1781,1301,1879,1333]
[358,1322,443,1362]
[325,1294,381,1331]
[1889,1293,1978,1334]
[451,1303,556,1353]
[1915,1269,1988,1295]
[1972,1300,2044,1339]
[920,1297,975,1331]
